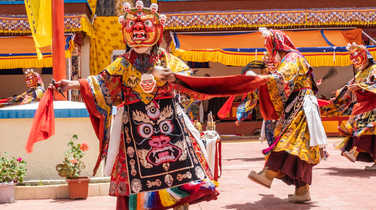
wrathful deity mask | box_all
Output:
[119,1,166,49]
[24,69,40,89]
[347,43,369,71]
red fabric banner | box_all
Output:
[79,79,105,175]
[52,0,66,100]
[25,88,55,153]
[352,91,376,115]
[258,84,279,120]
[217,96,235,119]
[318,99,331,107]
[174,74,267,99]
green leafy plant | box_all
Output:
[56,135,89,179]
[0,153,27,183]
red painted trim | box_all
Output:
[79,79,105,176]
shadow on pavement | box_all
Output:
[224,194,318,210]
[50,199,87,203]
[317,167,376,178]
[224,157,265,162]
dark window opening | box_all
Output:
[42,67,53,74]
[187,62,209,68]
[0,68,23,74]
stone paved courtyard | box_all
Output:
[2,138,376,210]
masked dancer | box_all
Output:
[247,28,328,203]
[335,43,376,170]
[55,2,218,209]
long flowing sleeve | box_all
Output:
[79,57,126,175]
[320,83,355,117]
[258,52,311,120]
[357,65,376,94]
[352,65,376,115]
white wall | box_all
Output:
[0,117,103,180]
[81,36,91,78]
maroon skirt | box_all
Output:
[266,151,314,187]
[344,135,376,162]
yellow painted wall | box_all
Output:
[0,117,104,180]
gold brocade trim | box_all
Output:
[172,48,376,67]
[273,110,321,165]
[0,56,52,69]
[102,52,189,104]
[165,22,376,31]
[123,51,189,104]
[356,65,376,94]
[88,76,112,115]
[266,78,284,117]
[164,9,376,31]
[0,15,94,36]
[105,57,127,76]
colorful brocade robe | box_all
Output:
[79,49,216,201]
[236,92,258,122]
[258,51,327,165]
[0,86,44,107]
[338,64,376,139]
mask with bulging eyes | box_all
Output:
[119,2,164,48]
[24,69,39,89]
[350,48,368,70]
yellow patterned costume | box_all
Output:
[263,52,324,164]
[79,48,218,209]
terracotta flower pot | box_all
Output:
[66,177,89,199]
[0,182,15,203]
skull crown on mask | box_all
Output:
[347,42,370,70]
[118,1,166,49]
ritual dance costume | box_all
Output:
[248,28,328,203]
[0,69,44,107]
[77,2,218,209]
[332,43,376,170]
[236,60,277,146]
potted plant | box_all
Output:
[0,153,27,203]
[56,134,89,199]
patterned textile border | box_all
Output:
[172,47,376,67]
[164,8,376,31]
[0,15,94,37]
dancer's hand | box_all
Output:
[51,80,80,91]
[348,84,361,92]
[153,66,176,82]
[320,147,330,160]
[258,75,271,80]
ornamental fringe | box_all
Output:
[164,9,376,31]
[0,39,74,69]
[172,48,376,67]
[127,180,216,210]
[0,15,94,37]
[0,56,52,69]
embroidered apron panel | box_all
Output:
[123,98,207,194]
